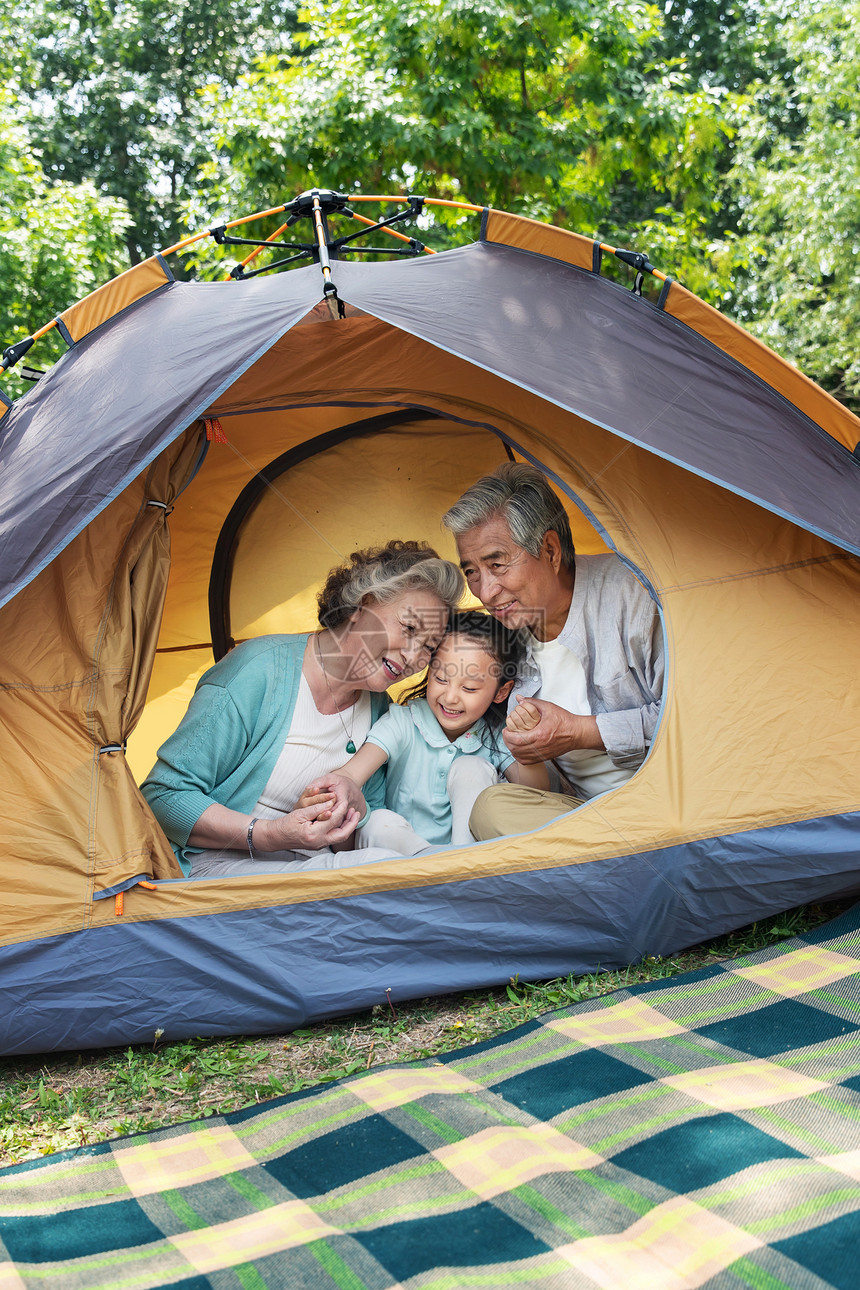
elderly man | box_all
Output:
[442,462,664,838]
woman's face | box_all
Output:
[342,589,448,691]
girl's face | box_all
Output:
[426,633,513,740]
[342,589,448,692]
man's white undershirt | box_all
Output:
[529,634,630,798]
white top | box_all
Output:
[529,633,631,798]
[254,674,372,817]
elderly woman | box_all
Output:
[142,540,464,877]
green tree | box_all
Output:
[0,93,130,400]
[729,0,860,406]
[660,0,760,91]
[14,0,298,265]
[189,0,738,289]
[15,0,854,416]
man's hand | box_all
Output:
[503,697,604,764]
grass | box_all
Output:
[0,899,849,1169]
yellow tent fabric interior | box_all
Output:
[117,310,860,920]
[2,221,858,960]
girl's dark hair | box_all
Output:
[399,609,528,738]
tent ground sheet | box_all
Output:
[4,904,860,1290]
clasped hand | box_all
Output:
[295,772,366,825]
[255,792,360,851]
[503,696,603,764]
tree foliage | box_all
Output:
[2,0,859,410]
[728,0,860,406]
[660,0,761,91]
[189,0,737,276]
[13,0,297,263]
[0,91,130,398]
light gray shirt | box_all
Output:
[511,553,664,775]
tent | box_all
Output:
[2,193,859,1056]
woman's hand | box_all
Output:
[188,796,361,854]
[296,774,362,822]
[256,798,361,852]
[300,771,367,819]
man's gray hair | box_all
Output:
[442,462,576,570]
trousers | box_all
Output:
[469,784,585,841]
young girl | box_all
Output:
[309,611,549,853]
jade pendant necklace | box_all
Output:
[314,632,358,753]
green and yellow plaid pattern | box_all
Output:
[3,906,860,1288]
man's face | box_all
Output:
[455,516,557,633]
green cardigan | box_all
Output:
[141,634,389,875]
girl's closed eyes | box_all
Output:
[425,633,513,742]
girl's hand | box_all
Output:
[257,798,361,852]
[295,788,337,820]
[302,772,367,819]
[506,696,541,732]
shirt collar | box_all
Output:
[410,698,489,751]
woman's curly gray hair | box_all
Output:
[317,540,464,629]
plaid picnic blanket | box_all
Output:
[3,905,860,1289]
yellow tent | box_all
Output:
[1,195,858,1054]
